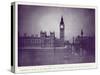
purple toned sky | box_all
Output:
[18,5,95,41]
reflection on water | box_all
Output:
[18,47,95,66]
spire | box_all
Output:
[81,29,83,36]
[60,16,64,25]
[73,37,74,44]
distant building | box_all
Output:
[73,30,95,56]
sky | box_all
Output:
[18,5,95,41]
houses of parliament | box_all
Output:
[19,16,66,47]
[18,16,95,55]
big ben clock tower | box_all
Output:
[60,16,65,41]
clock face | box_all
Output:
[60,25,63,28]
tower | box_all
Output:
[50,32,55,47]
[81,29,83,37]
[60,16,65,41]
[40,31,46,47]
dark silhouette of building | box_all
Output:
[19,16,65,47]
[73,30,95,56]
[18,16,95,56]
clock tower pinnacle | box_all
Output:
[60,16,65,41]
